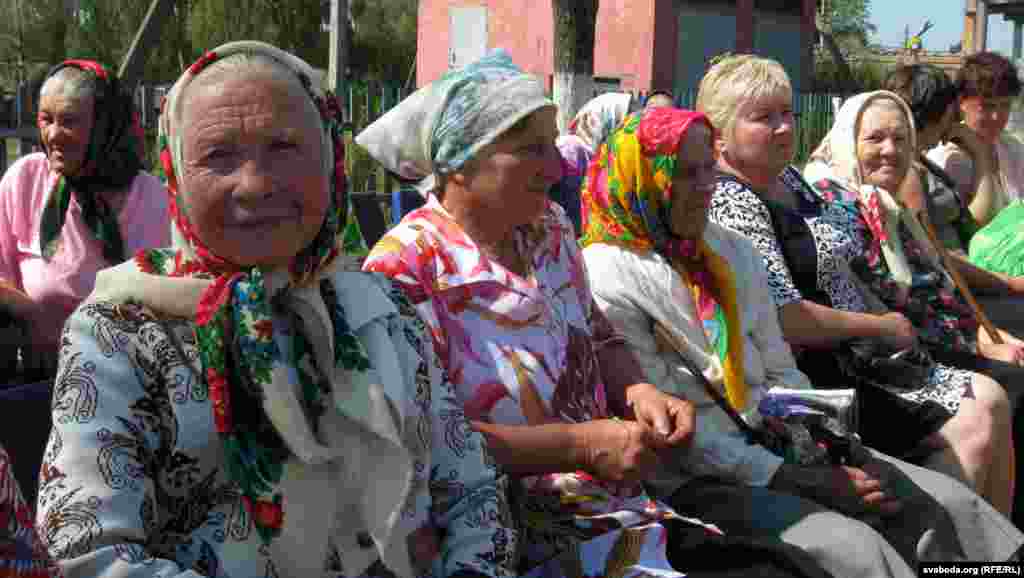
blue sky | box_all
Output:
[871,1,1018,55]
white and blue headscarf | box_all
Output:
[356,49,553,195]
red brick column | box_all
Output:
[736,0,755,53]
[651,0,678,93]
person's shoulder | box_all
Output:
[325,268,431,349]
[713,172,763,205]
[376,203,447,248]
[706,220,746,249]
[714,172,753,193]
[67,298,185,348]
[708,221,763,267]
[5,152,46,172]
[581,241,661,285]
[0,153,48,188]
[129,170,168,196]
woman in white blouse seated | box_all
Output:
[578,106,1024,577]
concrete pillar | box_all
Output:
[328,0,349,93]
[1015,18,1023,60]
[977,0,989,53]
[965,0,977,53]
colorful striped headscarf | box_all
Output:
[580,108,749,410]
[132,41,374,545]
[38,60,143,263]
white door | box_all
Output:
[449,5,488,69]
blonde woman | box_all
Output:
[699,55,1019,522]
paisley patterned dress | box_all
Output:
[35,270,516,578]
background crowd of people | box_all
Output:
[1,37,1024,578]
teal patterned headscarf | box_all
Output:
[356,49,553,194]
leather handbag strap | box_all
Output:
[652,321,764,446]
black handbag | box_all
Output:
[756,173,953,458]
[841,338,933,392]
[653,323,864,467]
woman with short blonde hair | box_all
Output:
[701,54,1021,526]
[697,54,792,143]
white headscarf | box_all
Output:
[356,49,553,197]
[805,91,943,287]
[568,91,634,153]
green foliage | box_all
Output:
[811,57,889,93]
[823,0,875,42]
[0,0,416,93]
[349,0,417,82]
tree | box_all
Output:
[822,0,875,47]
[815,0,875,96]
[552,0,598,132]
[0,0,414,95]
[349,0,416,82]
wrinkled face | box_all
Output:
[857,100,911,192]
[180,73,328,268]
[724,90,795,175]
[960,95,1013,143]
[37,93,95,177]
[450,107,562,228]
[669,124,716,240]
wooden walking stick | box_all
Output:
[914,209,1017,500]
[915,209,1004,345]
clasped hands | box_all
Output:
[575,382,695,485]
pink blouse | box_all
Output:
[0,153,170,347]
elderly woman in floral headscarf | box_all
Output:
[802,91,1020,515]
[360,50,840,578]
[0,60,168,380]
[551,92,636,233]
[35,41,515,578]
[581,105,1024,576]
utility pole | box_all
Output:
[118,0,176,91]
[16,0,23,90]
[328,0,348,94]
[16,0,31,156]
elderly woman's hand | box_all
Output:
[575,418,662,485]
[769,462,903,518]
[876,312,919,351]
[977,327,1024,365]
[978,342,1024,365]
[623,382,695,448]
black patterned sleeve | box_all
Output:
[709,178,805,307]
[36,303,207,577]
